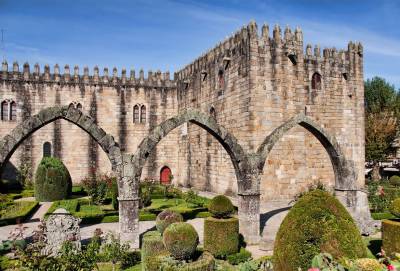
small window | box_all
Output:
[76,103,82,110]
[218,69,224,90]
[133,105,140,123]
[9,101,16,121]
[1,101,8,121]
[43,142,52,157]
[311,73,322,90]
[210,106,216,119]
[140,105,146,123]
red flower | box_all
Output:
[387,264,395,271]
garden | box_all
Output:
[1,157,400,270]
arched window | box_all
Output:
[311,72,322,90]
[9,101,16,121]
[218,69,224,90]
[210,106,216,119]
[43,142,52,157]
[133,105,140,123]
[76,103,82,110]
[140,105,146,123]
[1,101,8,121]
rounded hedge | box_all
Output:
[156,210,183,234]
[389,175,400,187]
[354,258,383,271]
[142,231,168,271]
[163,222,199,261]
[158,251,215,270]
[382,219,400,257]
[208,195,234,218]
[204,216,239,258]
[390,198,400,218]
[273,189,367,271]
[34,157,72,202]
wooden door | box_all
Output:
[160,166,172,185]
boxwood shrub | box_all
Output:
[273,189,367,271]
[158,251,215,271]
[34,157,72,202]
[208,195,234,218]
[390,175,400,187]
[0,201,38,225]
[142,231,168,271]
[156,210,183,234]
[382,219,400,257]
[163,222,199,261]
[204,216,239,258]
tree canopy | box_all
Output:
[365,77,400,162]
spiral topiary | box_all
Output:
[389,175,400,187]
[156,210,183,234]
[273,189,367,271]
[208,195,234,218]
[34,157,72,202]
[163,222,199,261]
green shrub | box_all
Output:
[163,222,199,261]
[142,231,168,271]
[34,157,72,202]
[382,219,400,257]
[273,189,367,271]
[0,201,38,225]
[354,258,383,271]
[371,212,396,220]
[156,210,183,234]
[390,175,400,187]
[195,211,211,219]
[390,198,400,217]
[158,251,215,270]
[140,211,157,221]
[183,189,208,208]
[208,195,234,218]
[226,247,251,265]
[45,199,79,217]
[111,179,119,211]
[204,216,239,258]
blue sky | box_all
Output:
[0,0,399,87]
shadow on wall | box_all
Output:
[259,206,292,234]
[0,161,20,190]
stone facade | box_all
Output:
[0,21,371,246]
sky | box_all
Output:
[0,0,399,88]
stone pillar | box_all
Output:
[119,197,140,248]
[335,189,376,235]
[238,193,260,245]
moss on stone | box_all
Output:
[208,195,234,219]
[273,189,367,271]
[382,219,400,257]
[34,157,72,202]
[204,216,239,258]
[163,222,199,261]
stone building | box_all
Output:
[0,21,370,246]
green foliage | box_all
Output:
[354,258,383,271]
[208,195,234,218]
[156,210,183,234]
[0,201,38,225]
[45,199,79,216]
[183,189,208,208]
[226,247,251,265]
[163,222,199,261]
[390,198,400,217]
[273,189,367,271]
[17,161,33,189]
[365,77,400,162]
[368,182,391,213]
[111,179,119,210]
[204,216,239,258]
[100,232,130,269]
[34,157,72,202]
[390,176,400,187]
[382,219,400,257]
[371,212,396,220]
[142,231,167,271]
[158,251,215,270]
[81,173,114,205]
[310,253,349,271]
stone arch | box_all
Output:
[130,108,248,195]
[0,105,122,175]
[256,113,355,190]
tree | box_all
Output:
[365,77,400,180]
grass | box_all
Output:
[371,212,396,220]
[0,201,38,225]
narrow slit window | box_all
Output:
[43,142,52,157]
[311,72,322,90]
[10,101,16,121]
[1,101,8,121]
[133,105,140,123]
[140,105,146,123]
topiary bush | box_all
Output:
[273,189,367,271]
[163,222,199,261]
[111,179,118,211]
[158,251,215,270]
[382,198,400,256]
[204,216,239,258]
[390,198,400,217]
[354,258,383,271]
[208,195,234,218]
[156,210,183,234]
[141,231,168,271]
[390,175,400,187]
[34,157,72,202]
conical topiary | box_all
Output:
[34,157,72,202]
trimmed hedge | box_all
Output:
[354,258,383,271]
[382,219,400,256]
[371,212,396,220]
[226,247,251,265]
[34,157,72,202]
[208,195,234,218]
[390,198,400,217]
[163,222,199,261]
[273,189,367,271]
[156,210,183,234]
[390,175,400,187]
[204,216,239,258]
[158,251,215,271]
[142,231,167,271]
[0,201,38,225]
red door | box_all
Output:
[160,166,172,185]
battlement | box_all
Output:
[175,21,363,81]
[0,61,175,89]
